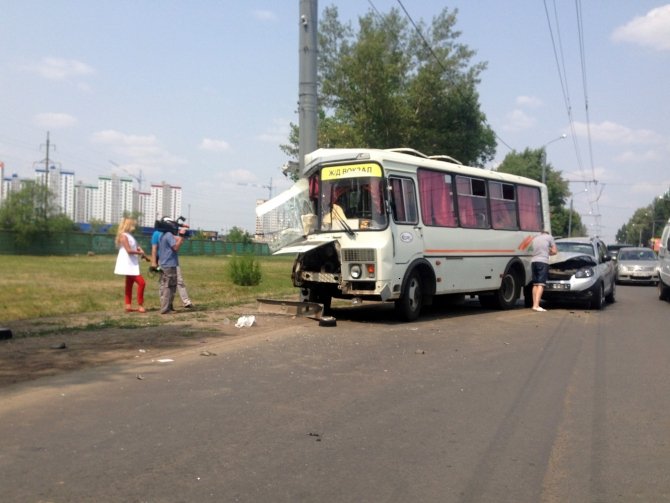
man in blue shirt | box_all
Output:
[151,221,193,310]
[157,226,186,314]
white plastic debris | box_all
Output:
[235,315,256,328]
[157,358,174,363]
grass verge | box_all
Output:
[1,254,298,334]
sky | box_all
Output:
[1,1,669,243]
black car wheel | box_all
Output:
[605,280,616,303]
[590,282,605,310]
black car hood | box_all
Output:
[549,251,597,269]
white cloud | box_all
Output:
[515,95,543,108]
[253,9,276,21]
[23,57,95,81]
[258,118,291,144]
[613,149,662,163]
[33,112,77,129]
[90,129,186,173]
[227,168,259,183]
[199,138,231,152]
[572,121,664,145]
[612,5,670,51]
[502,109,536,132]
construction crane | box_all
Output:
[109,160,144,192]
[238,177,275,200]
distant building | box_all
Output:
[255,198,269,241]
[1,161,185,230]
[136,191,153,227]
[150,182,183,223]
[74,182,97,223]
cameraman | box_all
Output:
[157,223,188,315]
[151,217,193,310]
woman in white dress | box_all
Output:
[114,218,147,312]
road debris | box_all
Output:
[235,315,256,328]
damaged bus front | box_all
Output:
[258,149,396,315]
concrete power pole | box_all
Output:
[298,0,318,177]
[41,131,54,218]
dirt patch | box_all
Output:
[0,304,277,388]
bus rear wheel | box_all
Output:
[395,271,423,322]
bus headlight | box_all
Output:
[366,264,375,278]
[350,264,362,279]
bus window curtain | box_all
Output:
[518,186,542,231]
[391,178,407,221]
[418,170,455,226]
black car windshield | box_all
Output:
[556,242,595,256]
[318,167,387,232]
[619,249,657,261]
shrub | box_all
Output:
[226,253,262,286]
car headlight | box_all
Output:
[350,264,362,279]
[575,267,595,278]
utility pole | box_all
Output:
[40,131,55,219]
[298,0,318,177]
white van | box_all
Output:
[658,218,670,300]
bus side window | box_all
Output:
[390,177,418,224]
[456,176,489,229]
[417,169,457,227]
[490,181,519,230]
[518,185,543,231]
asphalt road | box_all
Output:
[1,285,669,502]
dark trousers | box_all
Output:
[159,267,177,314]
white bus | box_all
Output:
[258,148,550,321]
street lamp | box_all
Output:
[541,133,567,185]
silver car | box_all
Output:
[543,237,616,309]
[615,247,659,285]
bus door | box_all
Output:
[388,176,423,264]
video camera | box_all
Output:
[155,216,191,238]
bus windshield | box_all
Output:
[319,164,387,232]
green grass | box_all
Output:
[0,254,298,322]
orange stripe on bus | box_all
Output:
[518,235,534,251]
[425,249,517,254]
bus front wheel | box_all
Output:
[481,270,521,310]
[396,271,423,322]
[303,288,332,315]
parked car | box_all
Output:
[607,243,633,262]
[658,219,670,301]
[543,236,616,309]
[615,247,659,285]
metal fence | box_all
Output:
[0,231,270,256]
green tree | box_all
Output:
[224,226,253,244]
[496,148,585,237]
[87,218,107,233]
[282,5,496,167]
[616,191,670,246]
[0,181,76,246]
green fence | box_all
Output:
[0,231,270,256]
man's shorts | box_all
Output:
[532,262,549,285]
